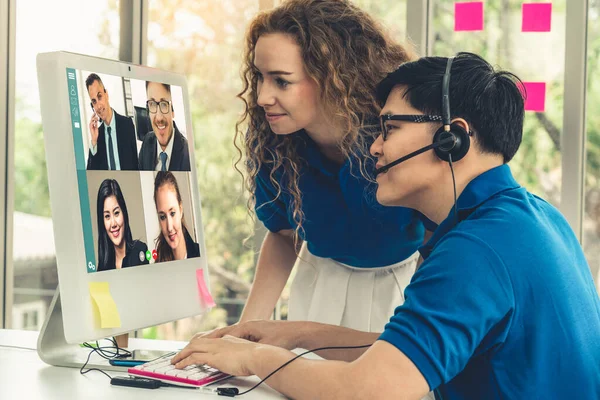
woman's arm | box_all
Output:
[239,229,298,322]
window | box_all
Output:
[144,0,259,339]
[584,0,600,290]
[12,0,119,329]
[353,0,408,42]
[430,0,566,208]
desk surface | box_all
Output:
[0,329,285,400]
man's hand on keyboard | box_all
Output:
[171,335,260,377]
[192,320,304,350]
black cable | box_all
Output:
[81,337,131,359]
[448,154,458,226]
[80,344,114,380]
[80,337,132,380]
[226,344,372,397]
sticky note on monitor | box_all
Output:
[454,2,484,32]
[196,269,216,308]
[522,3,552,32]
[520,82,546,112]
[89,282,121,328]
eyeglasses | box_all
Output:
[146,100,171,114]
[379,114,443,141]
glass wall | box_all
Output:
[431,0,566,208]
[354,0,408,42]
[11,0,120,330]
[584,0,600,289]
[144,0,259,339]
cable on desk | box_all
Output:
[219,343,373,397]
[80,336,132,380]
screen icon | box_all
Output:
[139,251,145,262]
[145,250,151,261]
[151,249,158,260]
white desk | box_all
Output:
[0,329,286,400]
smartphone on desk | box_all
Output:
[109,350,177,367]
[109,359,146,367]
[109,349,174,367]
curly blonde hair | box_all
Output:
[234,0,413,243]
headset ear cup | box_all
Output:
[433,123,471,162]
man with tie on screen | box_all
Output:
[138,81,191,172]
[86,73,139,171]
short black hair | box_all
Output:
[377,52,524,163]
[96,179,133,272]
[145,81,171,94]
[85,73,104,92]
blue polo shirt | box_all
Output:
[254,130,425,268]
[379,164,600,399]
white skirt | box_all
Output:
[288,242,419,333]
[288,244,436,400]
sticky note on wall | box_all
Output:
[89,282,121,328]
[454,2,484,32]
[196,269,216,308]
[520,82,546,112]
[522,3,552,32]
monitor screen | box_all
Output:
[65,68,200,273]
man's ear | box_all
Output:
[450,117,470,134]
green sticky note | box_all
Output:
[89,282,121,328]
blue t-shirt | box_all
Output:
[379,164,600,399]
[254,130,425,268]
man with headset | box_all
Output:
[171,53,600,399]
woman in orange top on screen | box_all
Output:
[153,171,200,262]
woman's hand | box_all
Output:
[171,335,262,377]
[193,320,306,350]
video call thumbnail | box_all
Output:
[66,68,200,273]
[87,171,199,272]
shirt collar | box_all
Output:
[419,164,520,260]
[293,129,376,179]
[156,125,175,164]
[105,108,117,135]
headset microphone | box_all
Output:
[374,136,456,175]
[376,55,471,226]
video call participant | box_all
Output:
[138,82,191,171]
[86,73,139,171]
[96,179,149,271]
[170,53,600,399]
[153,171,199,262]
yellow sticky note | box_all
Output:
[88,282,121,328]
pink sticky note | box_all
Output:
[196,269,216,308]
[522,3,552,32]
[519,82,546,112]
[454,2,484,32]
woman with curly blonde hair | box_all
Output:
[221,0,429,333]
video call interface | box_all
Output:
[66,68,200,273]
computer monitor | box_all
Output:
[35,51,212,369]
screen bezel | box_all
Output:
[37,51,211,343]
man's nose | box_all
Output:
[370,134,384,157]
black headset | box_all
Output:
[432,56,471,163]
[374,56,471,176]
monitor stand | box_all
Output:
[37,287,128,372]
